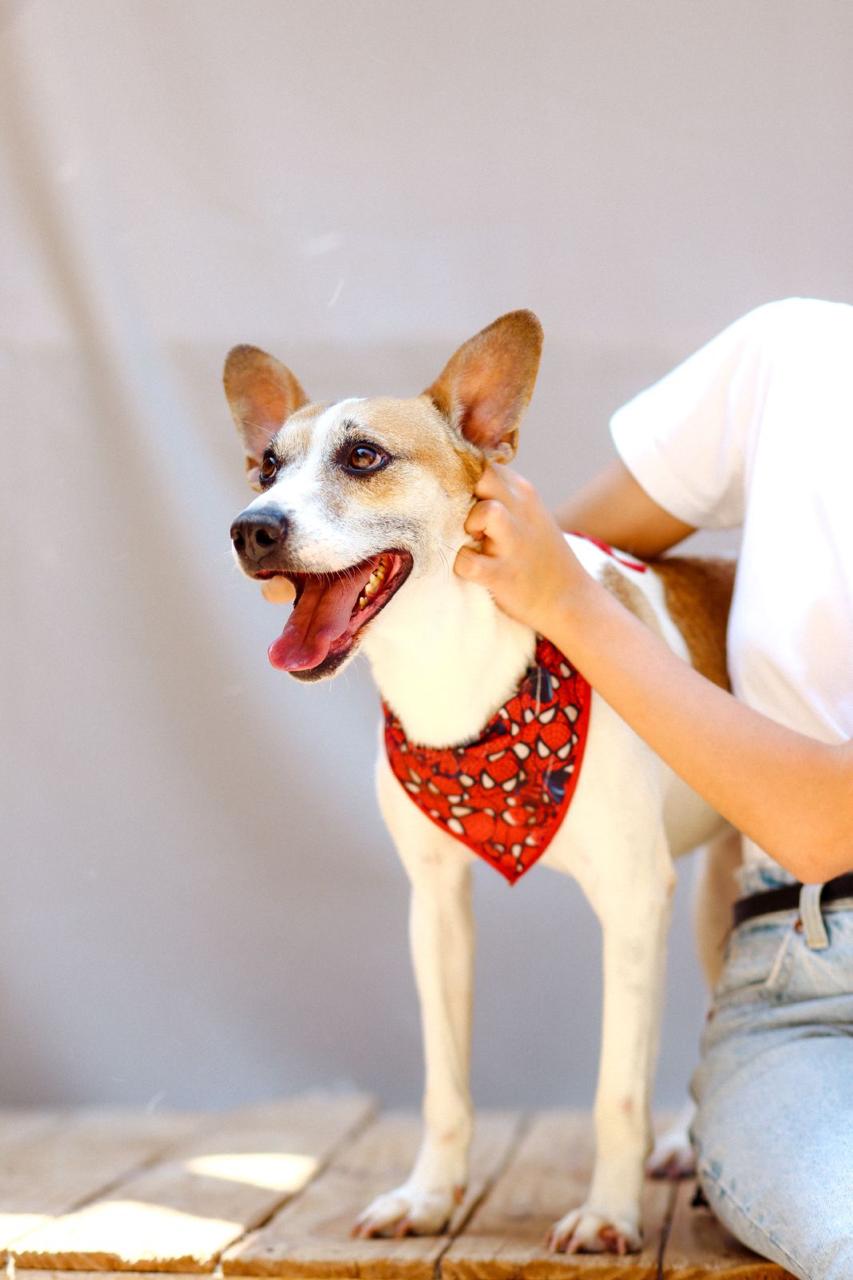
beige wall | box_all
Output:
[1,0,851,1109]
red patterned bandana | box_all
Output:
[383,637,593,885]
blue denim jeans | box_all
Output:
[691,896,853,1280]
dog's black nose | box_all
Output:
[230,509,289,564]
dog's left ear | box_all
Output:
[424,310,543,463]
[224,345,309,487]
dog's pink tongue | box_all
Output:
[268,574,364,671]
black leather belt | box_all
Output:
[732,871,853,928]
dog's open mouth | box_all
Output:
[254,550,413,677]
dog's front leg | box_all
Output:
[550,833,675,1255]
[354,756,474,1239]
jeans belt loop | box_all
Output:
[798,882,829,950]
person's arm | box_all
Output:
[555,456,696,558]
[456,465,853,884]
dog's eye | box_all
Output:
[344,443,388,474]
[259,451,278,485]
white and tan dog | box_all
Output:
[224,312,737,1255]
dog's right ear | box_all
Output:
[223,345,309,488]
[424,310,543,464]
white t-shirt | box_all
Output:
[610,298,853,895]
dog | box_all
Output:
[224,311,738,1254]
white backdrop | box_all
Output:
[2,0,852,1110]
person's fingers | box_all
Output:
[473,461,514,502]
[474,465,539,522]
[508,471,535,502]
[260,575,296,604]
[464,497,513,540]
[455,544,496,581]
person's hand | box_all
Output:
[259,576,296,605]
[454,464,588,635]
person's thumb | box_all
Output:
[454,545,492,581]
[261,576,296,604]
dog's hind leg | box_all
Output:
[549,824,675,1255]
[647,1099,697,1180]
[693,825,741,988]
[353,754,475,1239]
[647,825,742,1179]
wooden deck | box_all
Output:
[0,1097,792,1278]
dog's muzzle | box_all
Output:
[230,508,288,568]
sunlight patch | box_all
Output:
[185,1151,319,1192]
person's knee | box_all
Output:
[698,1165,808,1280]
[700,1161,853,1280]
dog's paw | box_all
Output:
[647,1125,696,1179]
[352,1182,459,1239]
[546,1205,642,1255]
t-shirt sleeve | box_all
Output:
[609,300,796,530]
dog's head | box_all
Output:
[226,310,543,681]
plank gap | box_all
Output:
[654,1181,679,1280]
[662,1178,794,1278]
[222,1110,522,1278]
[431,1112,531,1280]
[1,1106,799,1278]
[10,1096,374,1274]
[0,1110,205,1262]
[210,1101,378,1264]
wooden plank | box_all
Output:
[4,1108,800,1279]
[660,1180,794,1279]
[11,1094,373,1273]
[441,1111,671,1279]
[0,1108,201,1260]
[222,1110,522,1278]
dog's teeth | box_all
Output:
[358,594,368,609]
[363,565,386,599]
